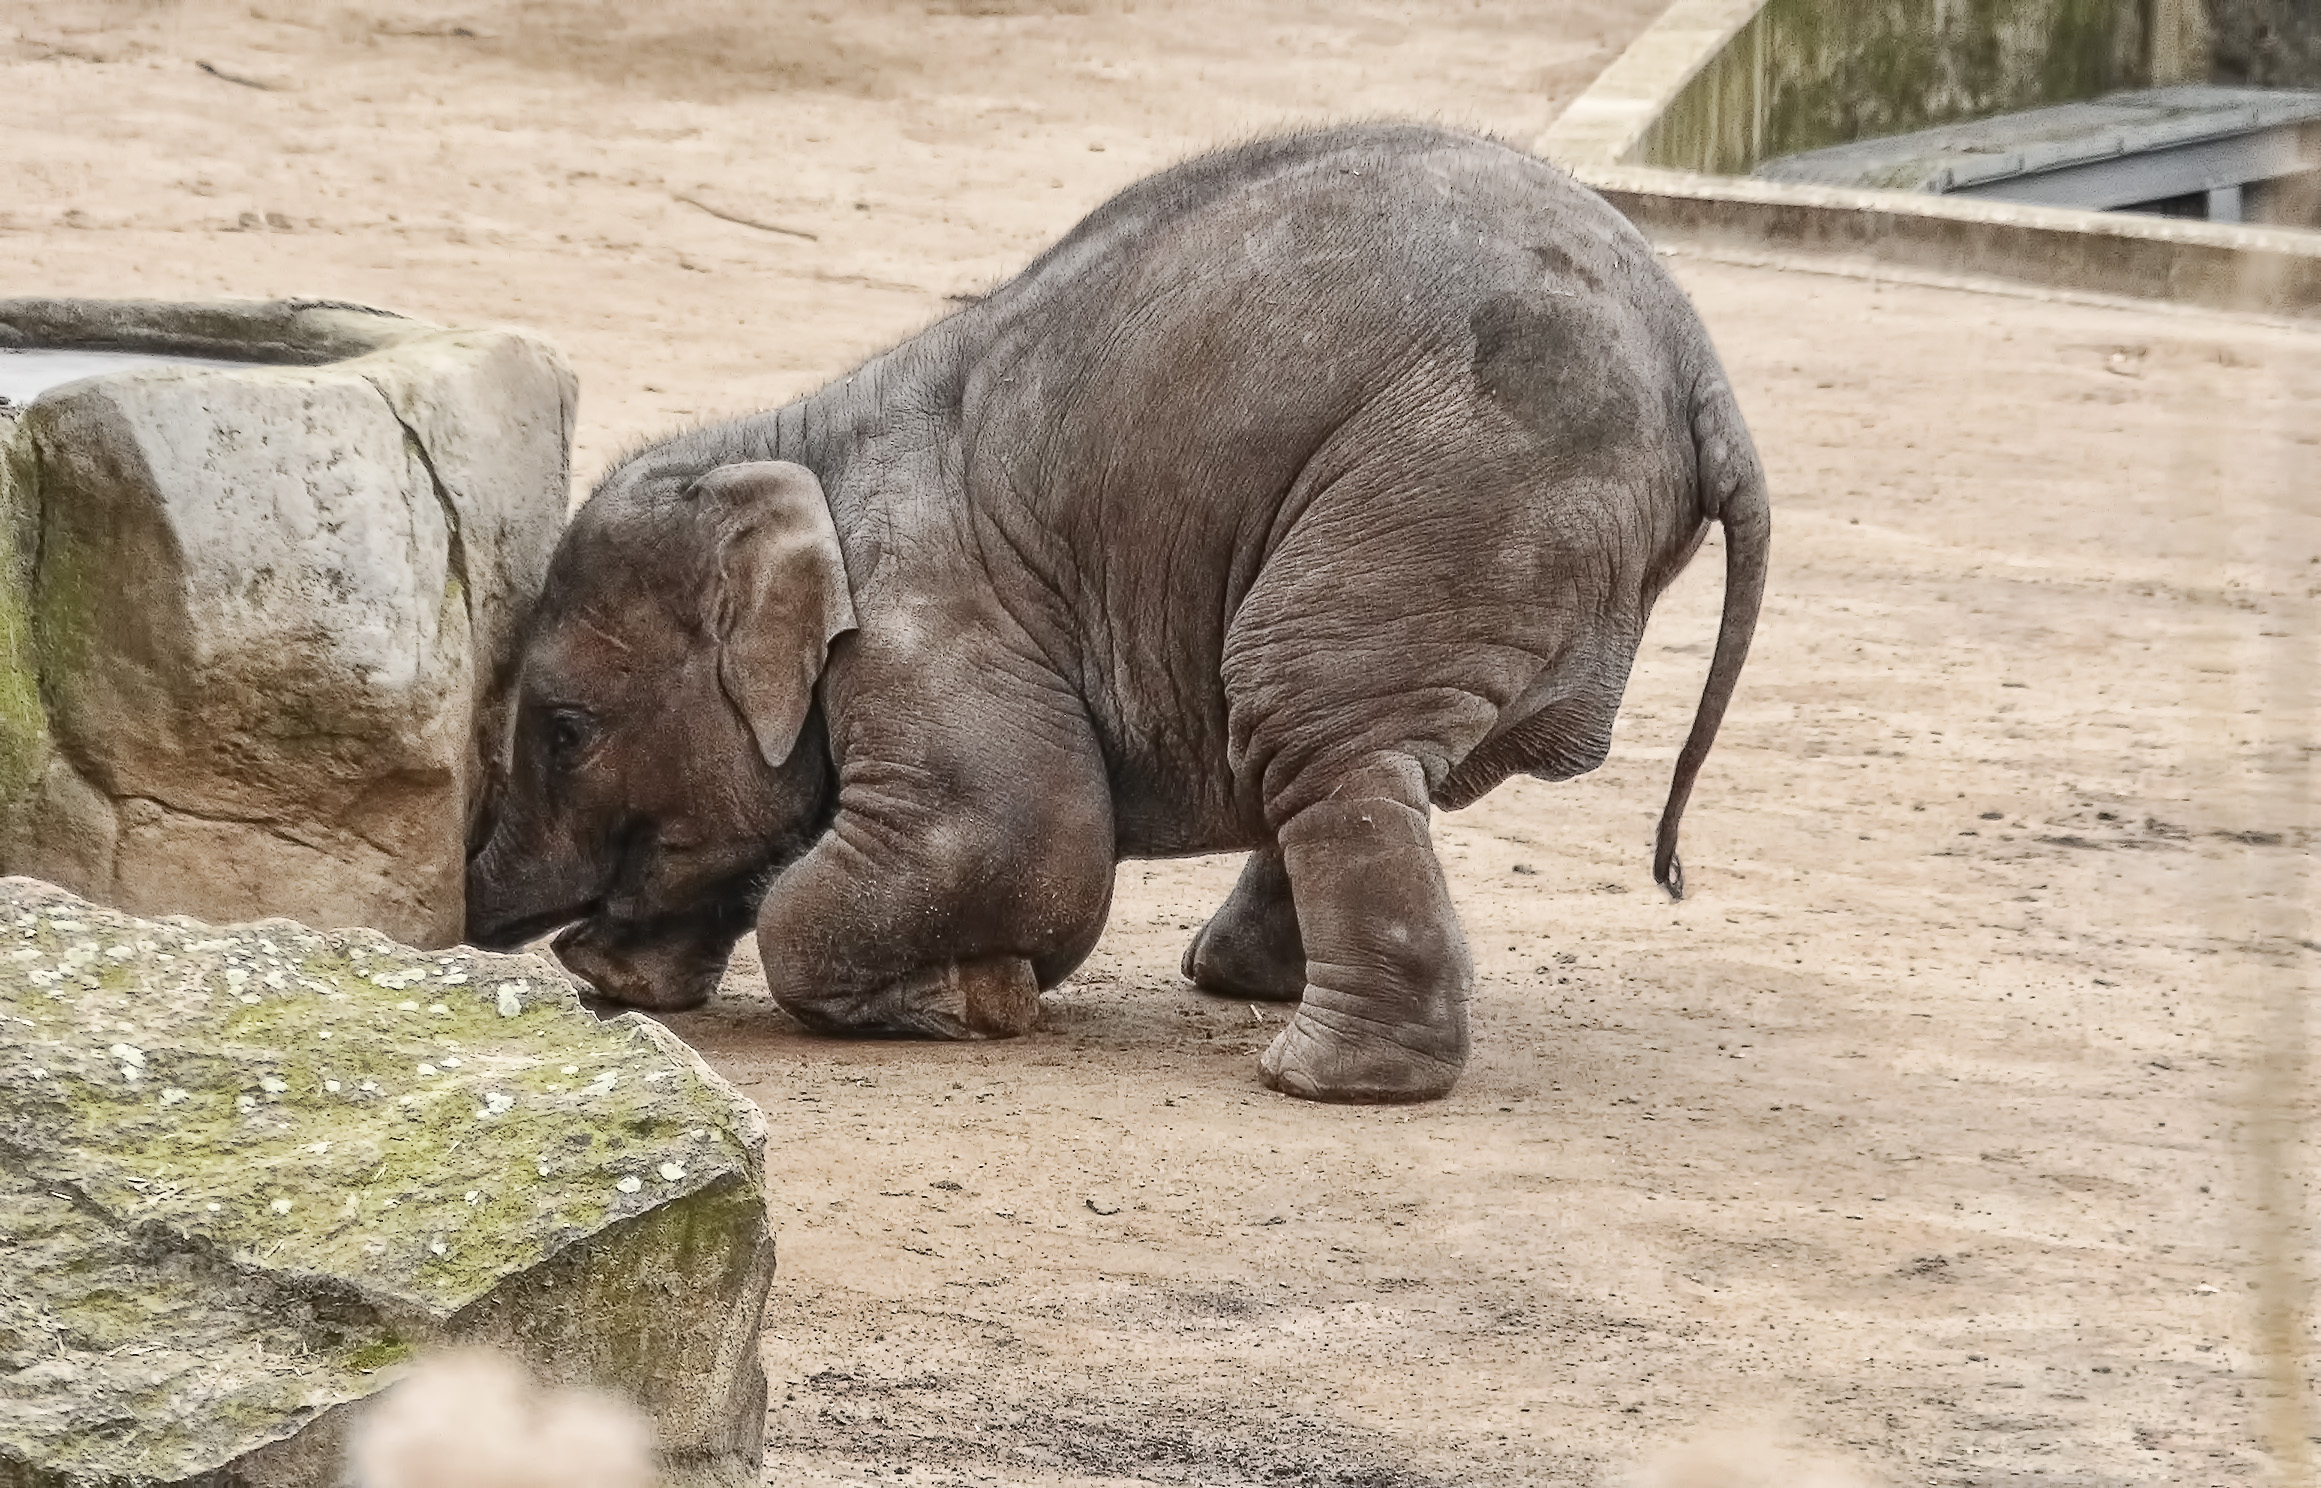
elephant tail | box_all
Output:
[1653,367,1771,901]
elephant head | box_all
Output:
[464,459,854,1010]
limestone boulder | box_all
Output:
[0,878,775,1488]
[0,298,575,946]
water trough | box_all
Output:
[0,349,267,408]
[0,298,574,944]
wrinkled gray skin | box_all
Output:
[467,125,1770,1103]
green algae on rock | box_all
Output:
[0,878,775,1488]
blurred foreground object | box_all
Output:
[0,298,573,946]
[349,1350,654,1488]
[0,879,774,1488]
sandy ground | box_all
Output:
[9,4,2321,1485]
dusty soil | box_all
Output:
[9,4,2321,1485]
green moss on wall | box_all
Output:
[2208,0,2321,86]
[1638,0,2154,174]
[0,417,51,814]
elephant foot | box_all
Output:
[784,956,1041,1040]
[1257,994,1467,1105]
[1181,847,1306,1002]
[1257,792,1472,1103]
[1182,916,1305,1002]
[917,956,1043,1039]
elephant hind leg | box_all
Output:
[1436,635,1640,809]
[1183,847,1305,1002]
[1256,758,1472,1104]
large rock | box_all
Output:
[0,299,574,946]
[0,879,775,1488]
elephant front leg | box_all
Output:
[1183,847,1307,1002]
[1259,795,1471,1103]
[754,762,1114,1042]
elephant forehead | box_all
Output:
[524,594,698,694]
[540,511,703,631]
[555,497,694,582]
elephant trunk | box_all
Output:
[463,809,601,950]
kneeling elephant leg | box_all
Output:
[1261,796,1471,1103]
[756,771,1112,1042]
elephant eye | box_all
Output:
[543,708,594,770]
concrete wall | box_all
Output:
[1629,0,2321,177]
[1635,0,2152,174]
[2209,0,2321,88]
[1534,0,2321,321]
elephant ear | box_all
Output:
[689,460,857,767]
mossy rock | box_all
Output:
[0,879,774,1488]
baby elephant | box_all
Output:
[466,124,1769,1104]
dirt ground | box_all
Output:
[9,3,2321,1484]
